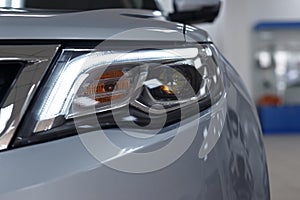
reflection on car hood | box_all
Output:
[0,9,209,41]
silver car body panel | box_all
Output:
[0,8,269,200]
[0,60,269,199]
[0,9,209,41]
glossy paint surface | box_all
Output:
[0,8,269,200]
[0,56,269,200]
[0,9,209,41]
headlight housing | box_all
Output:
[13,41,224,147]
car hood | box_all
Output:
[0,9,209,42]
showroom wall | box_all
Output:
[200,0,300,95]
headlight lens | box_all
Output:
[14,42,224,144]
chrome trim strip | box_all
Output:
[0,45,60,150]
[0,57,47,64]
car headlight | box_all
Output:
[13,42,224,147]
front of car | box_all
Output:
[0,1,270,199]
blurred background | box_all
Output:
[200,1,300,199]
